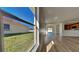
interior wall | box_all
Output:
[63,30,79,37]
[37,7,46,52]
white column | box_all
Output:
[54,24,57,37]
[59,23,63,36]
[59,23,63,40]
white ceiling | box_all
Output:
[43,7,79,24]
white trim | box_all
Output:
[31,44,39,52]
[34,17,37,45]
[29,8,40,52]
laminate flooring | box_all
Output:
[49,36,79,52]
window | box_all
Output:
[4,24,10,31]
[0,7,39,52]
[48,28,52,32]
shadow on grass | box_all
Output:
[4,32,33,37]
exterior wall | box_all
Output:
[2,16,30,34]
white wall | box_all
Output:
[63,30,79,37]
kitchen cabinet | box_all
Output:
[64,22,79,30]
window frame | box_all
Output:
[48,28,52,32]
[4,24,10,31]
[29,7,39,52]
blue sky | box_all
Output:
[0,7,34,29]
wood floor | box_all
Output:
[49,36,79,52]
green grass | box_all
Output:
[4,33,34,52]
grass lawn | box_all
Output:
[4,33,34,52]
